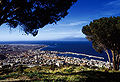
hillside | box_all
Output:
[0,65,120,82]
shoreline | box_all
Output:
[0,44,103,60]
[0,44,111,69]
[0,44,105,60]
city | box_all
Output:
[0,44,112,69]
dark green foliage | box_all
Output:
[64,68,74,73]
[82,16,120,52]
[26,71,43,78]
[17,65,24,73]
[0,73,19,80]
[1,68,13,75]
[82,16,120,70]
[0,0,77,36]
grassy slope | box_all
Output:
[0,65,120,82]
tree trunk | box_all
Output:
[111,50,116,70]
[118,54,120,70]
[105,50,111,69]
[116,54,119,70]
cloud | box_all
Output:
[100,0,120,16]
[105,0,120,6]
[102,9,120,16]
[48,30,85,38]
[59,21,88,26]
[44,28,54,32]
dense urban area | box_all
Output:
[0,44,112,69]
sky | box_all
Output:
[0,0,120,41]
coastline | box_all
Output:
[0,44,111,69]
[0,43,104,60]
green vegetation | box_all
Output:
[0,0,77,36]
[0,65,120,82]
[82,16,120,70]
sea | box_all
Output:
[0,41,109,61]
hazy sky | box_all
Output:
[0,0,120,41]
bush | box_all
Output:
[0,76,5,80]
[64,68,74,73]
[26,71,43,79]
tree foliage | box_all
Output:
[82,16,120,70]
[0,0,77,36]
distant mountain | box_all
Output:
[58,37,88,41]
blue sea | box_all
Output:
[0,41,109,61]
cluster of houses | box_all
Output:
[0,46,112,69]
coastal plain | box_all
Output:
[0,44,118,81]
[0,44,110,68]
